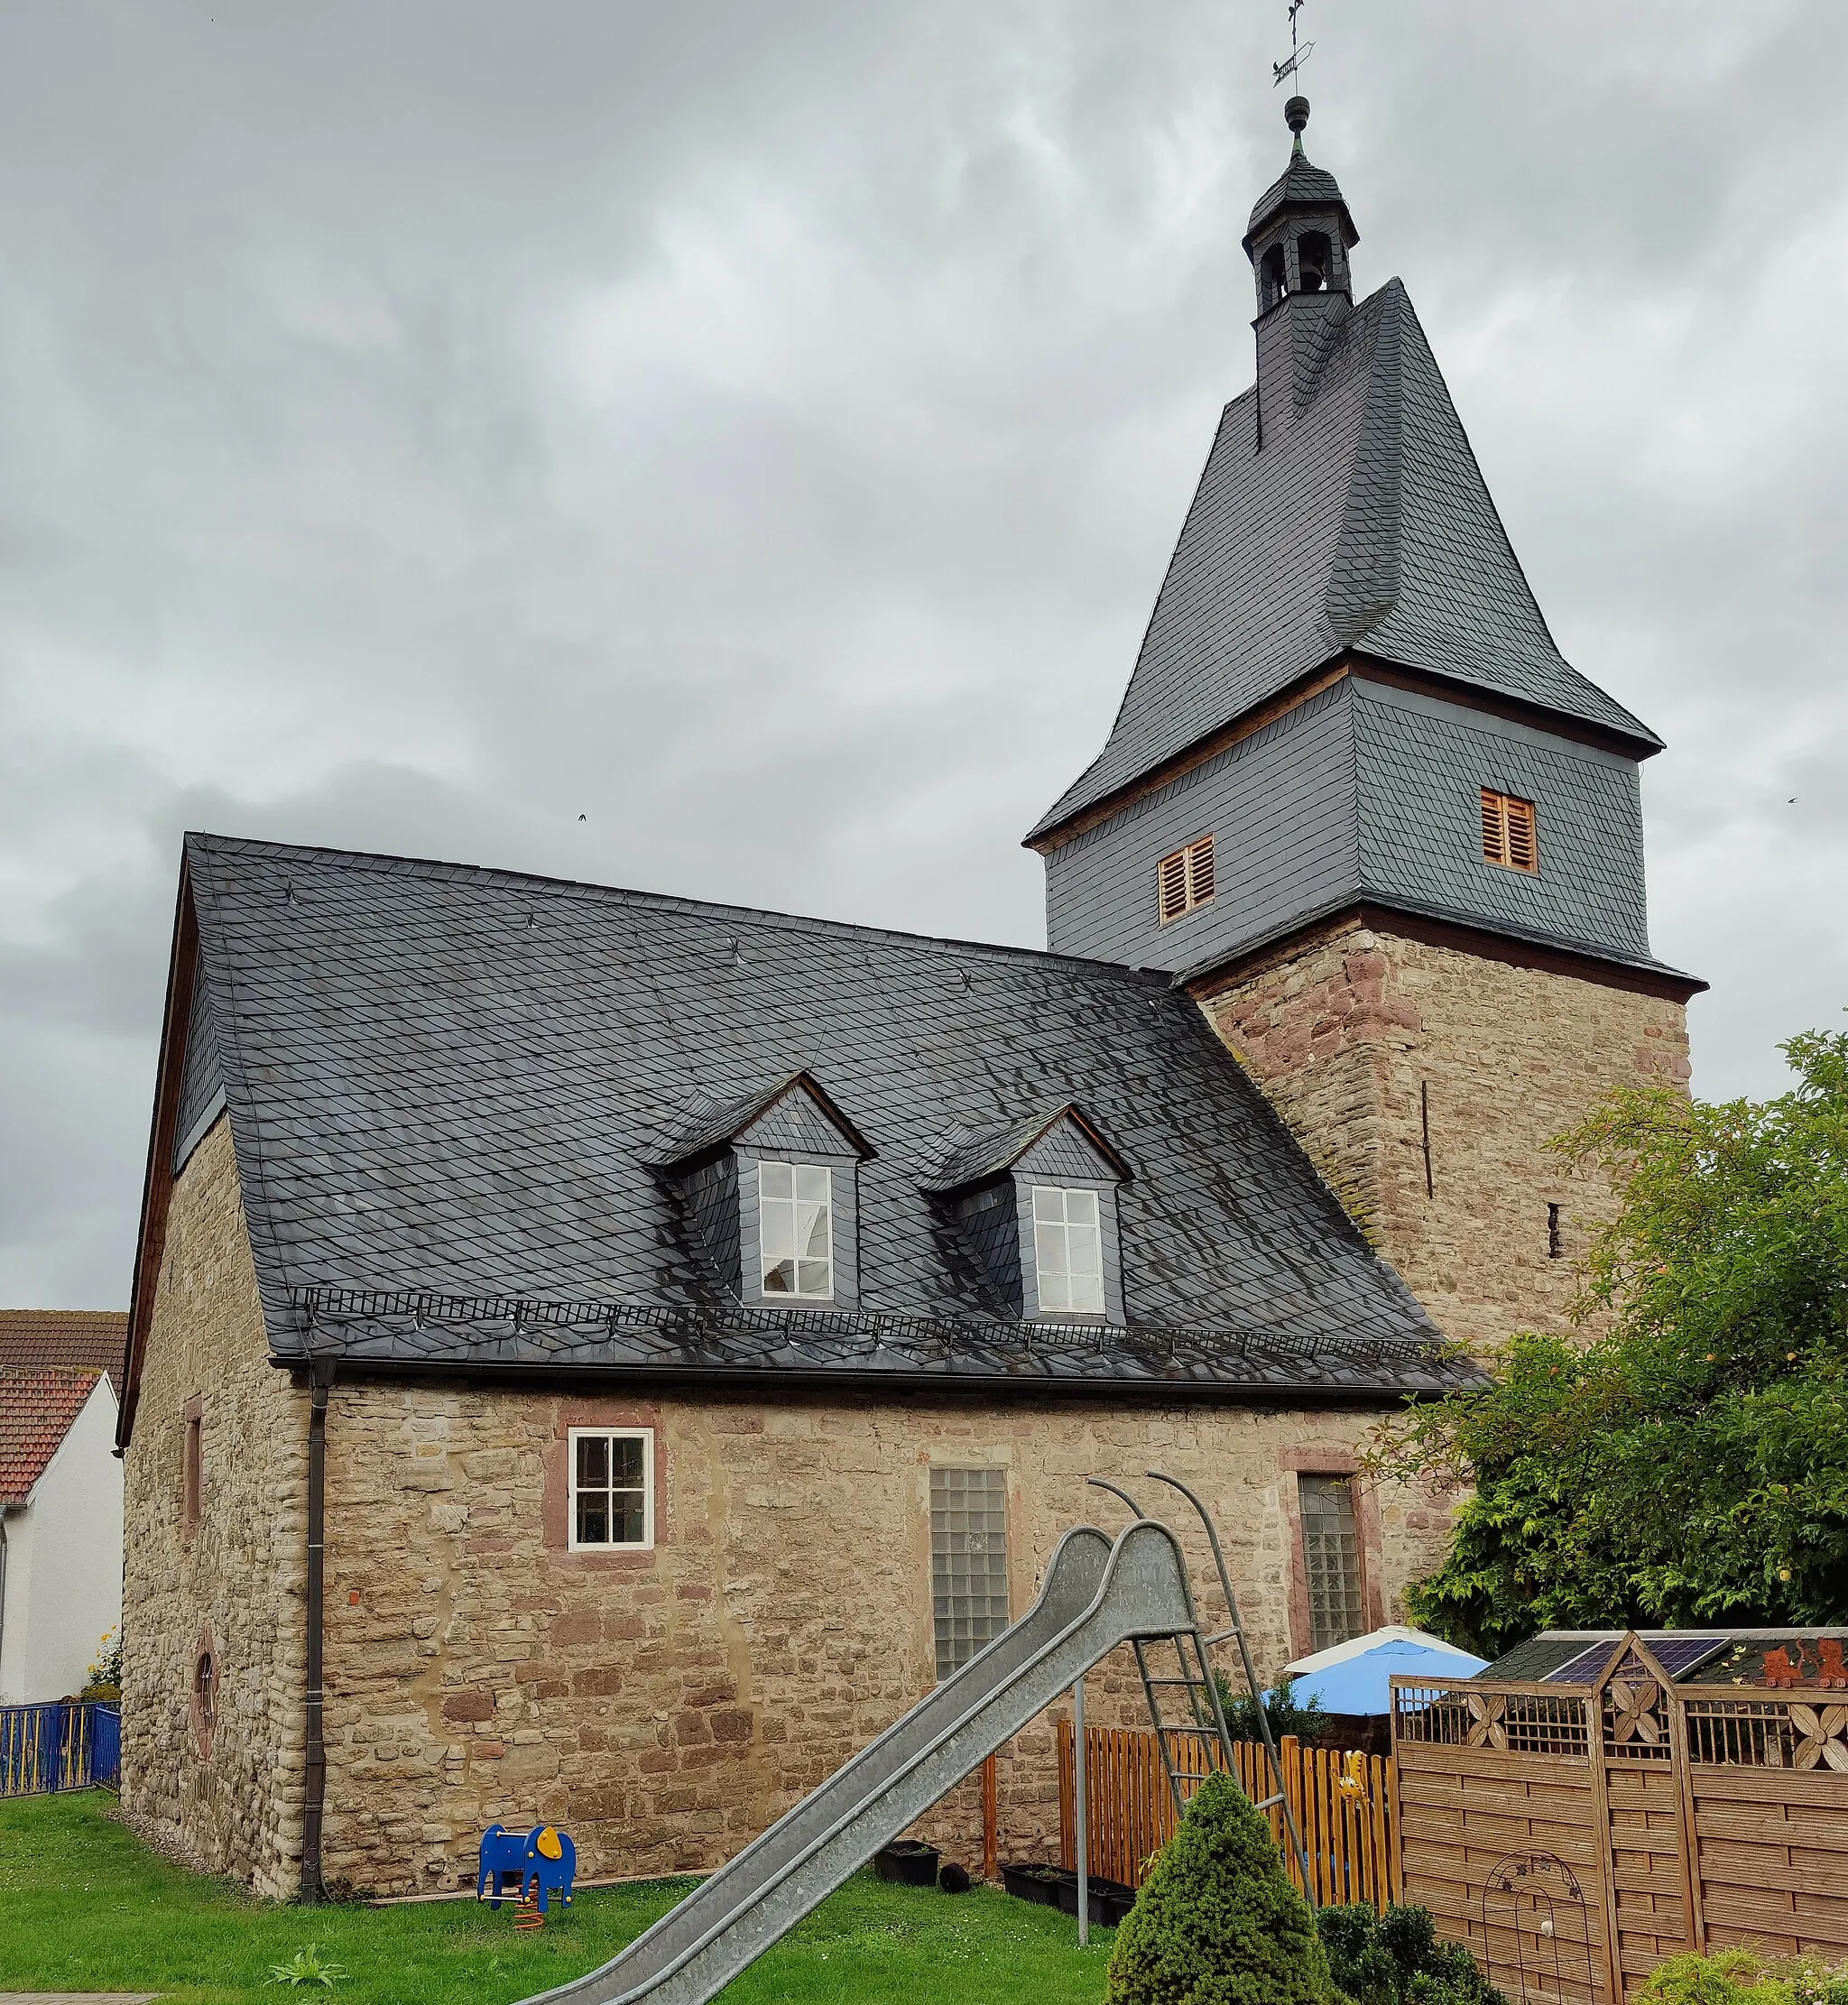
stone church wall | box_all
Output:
[312,1384,1451,1898]
[119,1117,310,1899]
[1194,918,1692,1355]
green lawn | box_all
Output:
[0,1792,1113,2005]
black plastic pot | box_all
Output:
[1054,1872,1137,1926]
[1000,1862,1067,1907]
[873,1839,941,1888]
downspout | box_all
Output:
[299,1353,335,1903]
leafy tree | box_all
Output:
[1106,1770,1337,2005]
[1212,1670,1327,1747]
[1372,1030,1848,1658]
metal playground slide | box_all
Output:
[520,1516,1212,2005]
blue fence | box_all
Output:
[0,1702,121,1797]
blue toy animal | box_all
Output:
[476,1821,577,1915]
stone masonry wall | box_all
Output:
[119,1117,310,1899]
[1194,919,1692,1354]
[317,1386,1449,1898]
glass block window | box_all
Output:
[759,1160,834,1298]
[1031,1186,1104,1316]
[1299,1474,1365,1652]
[568,1428,654,1549]
[930,1466,1009,1678]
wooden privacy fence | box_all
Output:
[0,1702,120,1797]
[1394,1640,1848,2004]
[1057,1721,1402,1908]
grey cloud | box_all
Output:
[3,0,1844,1306]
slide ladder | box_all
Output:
[522,1516,1209,2005]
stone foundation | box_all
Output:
[1194,918,1692,1354]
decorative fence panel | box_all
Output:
[1057,1721,1401,1909]
[1395,1658,1848,2005]
[0,1703,120,1797]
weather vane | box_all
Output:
[1272,0,1314,89]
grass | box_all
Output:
[0,1791,1114,2005]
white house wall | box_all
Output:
[0,1377,123,1704]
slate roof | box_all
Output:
[0,1366,105,1507]
[1029,279,1661,843]
[0,1310,126,1398]
[168,833,1478,1402]
[1244,150,1356,250]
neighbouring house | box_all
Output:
[1,1361,125,1704]
[0,1308,127,1395]
[116,102,1702,1901]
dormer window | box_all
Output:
[758,1161,834,1298]
[651,1071,873,1310]
[926,1104,1131,1325]
[1030,1187,1104,1315]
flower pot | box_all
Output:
[1001,1862,1067,1906]
[873,1840,941,1887]
[1055,1872,1135,1926]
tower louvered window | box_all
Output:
[1480,790,1538,873]
[1157,835,1215,924]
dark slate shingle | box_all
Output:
[182,833,1477,1399]
[1029,280,1661,844]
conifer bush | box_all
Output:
[1105,1771,1338,2005]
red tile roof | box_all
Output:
[0,1310,127,1397]
[0,1367,106,1507]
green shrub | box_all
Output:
[1212,1669,1329,1747]
[1315,1901,1503,2005]
[1636,1948,1848,2005]
[1106,1770,1337,2005]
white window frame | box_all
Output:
[756,1160,836,1301]
[1030,1184,1105,1316]
[567,1427,655,1552]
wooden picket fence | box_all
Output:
[1057,1722,1402,1908]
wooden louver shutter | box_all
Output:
[1504,796,1538,872]
[1187,835,1214,907]
[1480,789,1507,864]
[1158,848,1189,923]
[1481,789,1538,872]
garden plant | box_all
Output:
[1315,1900,1505,2005]
[1375,1029,1848,1655]
[1106,1769,1338,2005]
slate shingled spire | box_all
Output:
[1028,100,1662,853]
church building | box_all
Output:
[116,99,1699,1900]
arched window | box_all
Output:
[191,1634,219,1759]
[1297,230,1332,294]
[1261,243,1287,310]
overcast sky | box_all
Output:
[3,1,1843,1310]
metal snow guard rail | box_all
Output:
[291,1286,1455,1371]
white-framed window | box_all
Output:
[1031,1185,1104,1315]
[758,1160,834,1298]
[568,1428,654,1550]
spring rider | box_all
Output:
[477,1821,578,1917]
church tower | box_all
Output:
[1027,98,1702,1353]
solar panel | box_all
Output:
[1542,1642,1623,1685]
[1541,1636,1728,1685]
[1648,1636,1731,1679]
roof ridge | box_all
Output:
[183,832,1171,986]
